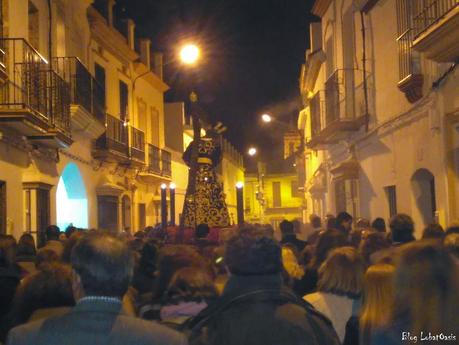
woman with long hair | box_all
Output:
[360,263,395,345]
[372,241,459,344]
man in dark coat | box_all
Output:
[280,220,308,252]
[186,225,340,345]
[6,232,187,345]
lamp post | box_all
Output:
[169,182,176,226]
[160,183,168,229]
[236,182,244,225]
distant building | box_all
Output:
[298,0,459,237]
[245,134,303,233]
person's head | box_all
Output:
[360,263,396,343]
[326,216,337,231]
[389,214,415,244]
[335,212,353,232]
[65,226,77,239]
[317,246,365,298]
[371,218,386,232]
[164,267,218,304]
[392,241,459,334]
[359,232,392,265]
[225,225,282,276]
[35,248,59,269]
[71,232,134,299]
[154,245,211,300]
[46,225,61,242]
[422,223,445,240]
[17,233,36,257]
[444,233,459,259]
[310,215,322,229]
[445,224,459,235]
[355,218,371,230]
[313,229,347,268]
[138,239,158,275]
[61,231,85,263]
[0,234,17,267]
[196,224,210,239]
[9,263,74,326]
[279,220,295,237]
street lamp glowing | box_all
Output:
[160,183,167,190]
[261,114,272,123]
[248,147,257,156]
[169,182,176,190]
[180,44,200,65]
[236,181,244,189]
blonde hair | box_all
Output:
[359,264,395,345]
[317,246,364,298]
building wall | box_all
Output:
[299,0,459,237]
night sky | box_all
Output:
[115,0,316,162]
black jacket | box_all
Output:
[186,274,340,345]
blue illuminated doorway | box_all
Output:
[56,163,88,230]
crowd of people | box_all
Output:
[0,212,458,345]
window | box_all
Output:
[94,63,106,110]
[385,185,397,218]
[119,81,128,121]
[28,1,39,50]
[0,181,5,234]
[289,142,295,157]
[335,179,359,217]
[272,181,281,208]
[138,203,146,232]
[98,196,118,232]
[150,107,160,146]
[291,180,300,198]
[138,100,147,133]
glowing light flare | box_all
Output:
[160,183,167,190]
[236,181,244,189]
[261,114,272,123]
[180,44,200,65]
[169,182,176,189]
[248,147,257,156]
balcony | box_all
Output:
[161,149,172,177]
[129,126,145,165]
[53,57,106,139]
[0,38,50,136]
[148,144,161,175]
[307,69,368,148]
[137,144,170,184]
[412,0,459,62]
[93,113,129,163]
[28,70,73,148]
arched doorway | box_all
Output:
[56,163,88,230]
[121,195,131,232]
[411,168,436,225]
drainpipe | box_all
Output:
[360,11,369,132]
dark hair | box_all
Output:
[62,231,85,263]
[422,223,445,240]
[71,232,134,298]
[444,233,459,259]
[336,212,353,226]
[279,220,294,235]
[0,234,17,267]
[36,248,59,269]
[359,232,392,265]
[225,225,282,276]
[17,233,36,257]
[196,224,210,239]
[138,240,158,276]
[326,216,337,230]
[389,214,415,243]
[310,215,322,229]
[371,218,386,232]
[65,226,77,239]
[312,229,347,268]
[153,245,211,301]
[163,267,217,305]
[46,225,61,241]
[445,225,459,236]
[8,263,74,328]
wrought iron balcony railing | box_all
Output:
[46,69,71,134]
[148,144,161,174]
[161,149,172,177]
[53,56,105,123]
[0,38,49,120]
[412,0,458,38]
[130,126,145,162]
[95,113,128,156]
